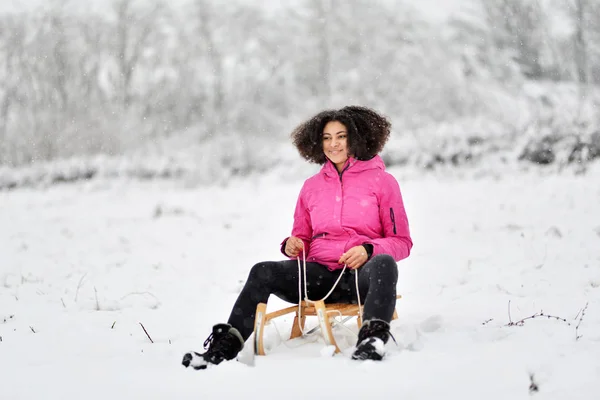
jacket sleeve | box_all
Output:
[368,173,412,261]
[280,183,313,258]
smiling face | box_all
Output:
[322,120,349,172]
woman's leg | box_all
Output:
[355,254,398,323]
[347,254,398,361]
[227,259,345,340]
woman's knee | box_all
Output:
[368,254,398,281]
[247,261,277,285]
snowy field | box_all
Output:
[1,164,600,400]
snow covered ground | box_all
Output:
[1,164,600,399]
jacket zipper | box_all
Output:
[338,163,350,182]
[390,207,397,234]
[338,163,350,230]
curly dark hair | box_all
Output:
[291,105,392,164]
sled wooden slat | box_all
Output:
[253,295,401,356]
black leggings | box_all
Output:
[227,254,398,340]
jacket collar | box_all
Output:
[321,155,385,177]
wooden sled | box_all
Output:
[253,295,401,355]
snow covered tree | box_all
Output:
[449,0,553,82]
[106,0,167,111]
[0,16,26,163]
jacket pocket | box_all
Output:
[390,208,397,234]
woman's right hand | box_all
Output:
[285,236,305,257]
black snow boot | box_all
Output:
[182,323,244,370]
[351,319,391,361]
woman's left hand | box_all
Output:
[339,245,369,269]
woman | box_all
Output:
[182,106,412,369]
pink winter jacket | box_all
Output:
[282,155,412,270]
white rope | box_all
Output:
[355,265,363,326]
[295,246,363,337]
[269,319,320,350]
[327,310,358,336]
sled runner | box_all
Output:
[253,295,401,355]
